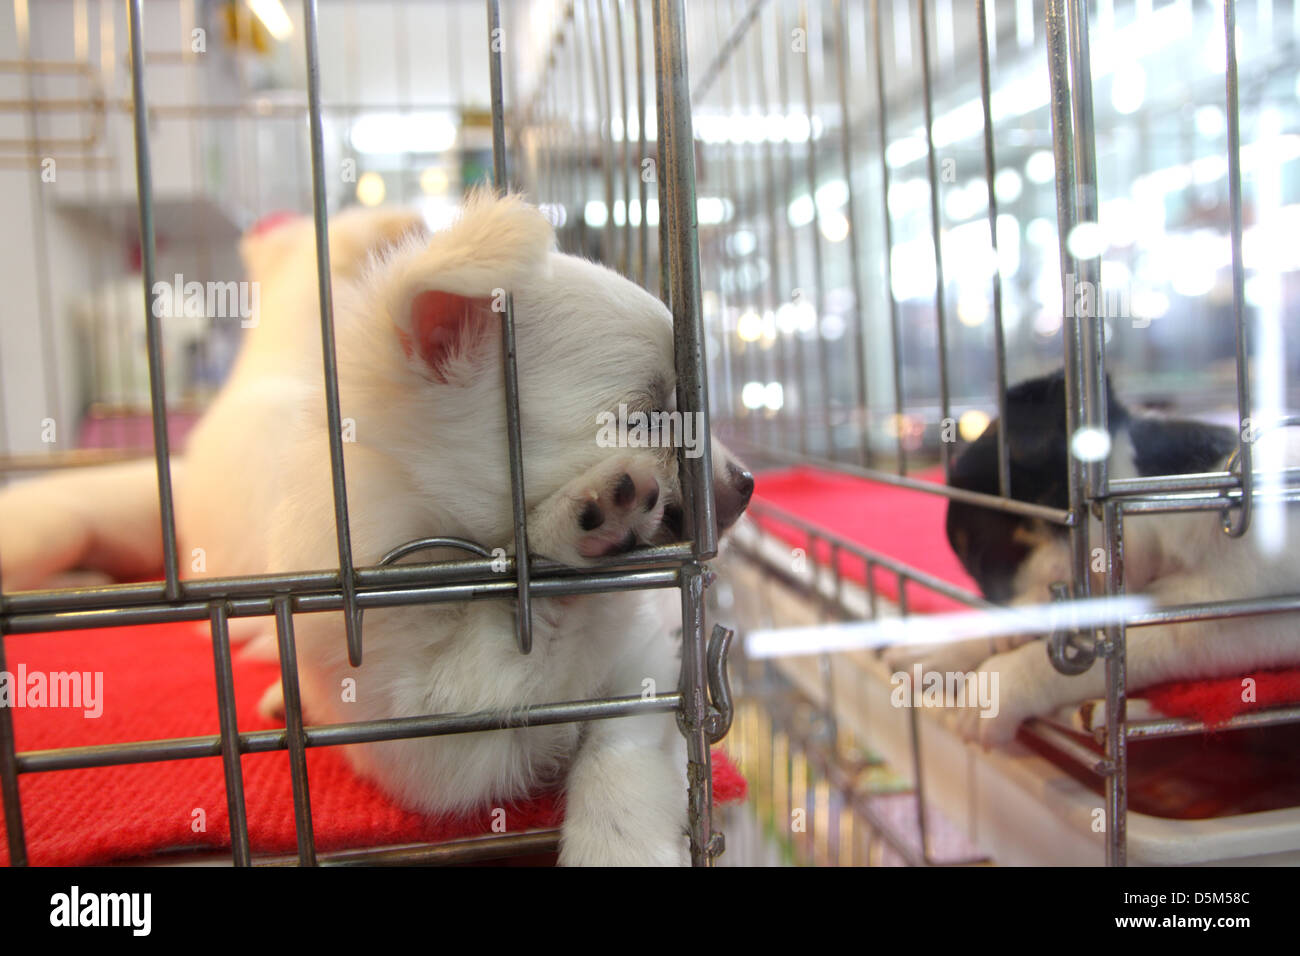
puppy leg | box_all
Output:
[0,459,166,590]
[956,580,1300,747]
[527,453,666,565]
[559,628,689,866]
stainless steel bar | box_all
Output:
[126,0,181,599]
[871,0,908,474]
[274,596,316,866]
[654,0,717,556]
[0,606,27,865]
[302,0,363,666]
[1222,0,1252,538]
[4,546,691,615]
[756,3,784,454]
[917,0,952,480]
[832,0,871,468]
[1101,500,1126,866]
[1109,467,1300,496]
[1117,487,1300,515]
[800,0,833,460]
[896,574,933,862]
[487,0,536,655]
[653,0,670,306]
[743,499,994,608]
[590,0,616,267]
[976,0,1010,499]
[723,0,755,450]
[614,0,631,277]
[1021,719,1112,774]
[1066,0,1107,508]
[1125,705,1300,741]
[16,694,683,775]
[709,2,738,446]
[776,0,810,458]
[678,563,716,866]
[1045,0,1093,606]
[209,603,251,867]
[689,0,768,102]
[4,568,681,634]
[635,0,649,286]
[655,0,720,867]
[865,557,879,618]
[735,440,1075,524]
[1125,593,1300,629]
[260,829,563,867]
[573,0,590,256]
[4,97,482,118]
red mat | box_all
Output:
[751,465,978,614]
[751,464,1300,725]
[0,622,745,866]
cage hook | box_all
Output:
[1046,581,1098,676]
[704,624,734,744]
[1221,417,1300,537]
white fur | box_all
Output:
[1,194,747,865]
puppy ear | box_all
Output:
[398,289,493,383]
[383,191,553,382]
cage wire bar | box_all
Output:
[3,0,1299,871]
[697,0,1300,867]
[0,0,732,868]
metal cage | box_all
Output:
[0,0,734,867]
[673,0,1300,866]
[3,0,1300,870]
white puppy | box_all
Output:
[2,194,753,866]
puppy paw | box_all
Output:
[883,637,993,675]
[256,681,285,723]
[531,455,666,565]
[948,652,1035,749]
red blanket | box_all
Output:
[752,465,978,614]
[1,623,745,866]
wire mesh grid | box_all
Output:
[3,0,1300,870]
[686,0,1300,866]
[0,0,734,868]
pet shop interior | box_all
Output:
[0,0,1297,870]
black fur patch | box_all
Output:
[945,369,1233,603]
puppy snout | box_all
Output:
[715,462,754,530]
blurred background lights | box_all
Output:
[737,310,764,343]
[1195,105,1226,138]
[1066,221,1108,259]
[820,210,850,243]
[1071,426,1112,462]
[958,409,990,442]
[994,167,1023,203]
[355,171,386,206]
[1111,63,1146,115]
[741,381,767,410]
[419,166,449,196]
[1025,150,1056,184]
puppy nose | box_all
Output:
[715,462,754,530]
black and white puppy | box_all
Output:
[897,370,1300,746]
